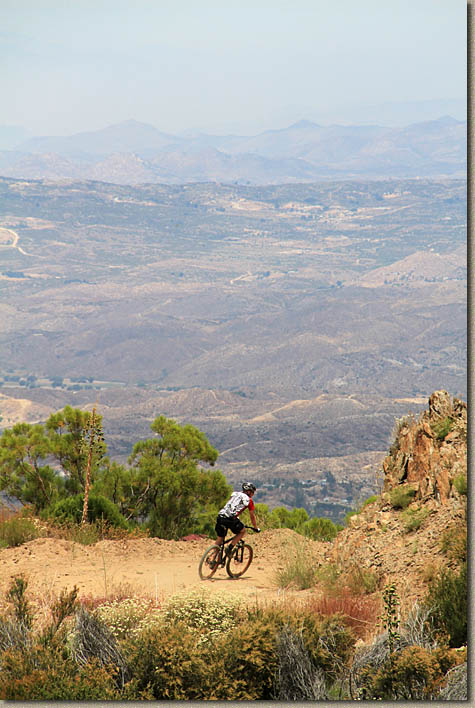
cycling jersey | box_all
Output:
[218,491,255,518]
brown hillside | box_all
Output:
[329,390,467,612]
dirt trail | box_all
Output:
[0,530,330,609]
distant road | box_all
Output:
[0,227,33,256]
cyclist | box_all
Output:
[215,482,260,556]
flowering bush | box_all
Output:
[161,589,243,643]
[94,597,161,641]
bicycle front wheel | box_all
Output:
[226,543,253,578]
[199,545,221,580]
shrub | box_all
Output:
[307,590,380,640]
[273,625,327,700]
[401,602,438,649]
[0,616,31,653]
[273,540,317,589]
[70,606,130,688]
[125,622,210,699]
[301,516,341,541]
[389,485,416,510]
[6,576,32,630]
[215,615,279,699]
[452,473,467,496]
[424,563,467,647]
[439,521,467,563]
[401,506,430,533]
[314,562,341,593]
[0,516,40,548]
[361,645,454,700]
[343,564,379,595]
[0,646,119,700]
[161,589,242,643]
[95,597,161,641]
[431,416,454,441]
[47,493,129,529]
[437,662,467,700]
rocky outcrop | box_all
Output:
[383,390,467,504]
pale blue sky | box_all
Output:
[1,0,467,136]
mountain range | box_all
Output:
[0,116,466,184]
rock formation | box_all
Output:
[383,390,467,504]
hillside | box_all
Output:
[0,392,466,615]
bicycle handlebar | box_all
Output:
[244,525,261,532]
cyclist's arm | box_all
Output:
[249,508,258,529]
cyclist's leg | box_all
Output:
[215,515,228,547]
[226,518,245,554]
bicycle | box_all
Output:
[198,526,259,580]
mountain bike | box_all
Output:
[198,526,259,580]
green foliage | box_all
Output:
[358,644,461,700]
[424,563,467,647]
[379,583,400,654]
[0,422,64,510]
[401,506,430,533]
[389,485,416,510]
[0,515,40,548]
[125,622,210,700]
[431,416,454,441]
[128,417,229,539]
[252,503,340,541]
[91,461,134,517]
[0,407,108,510]
[301,516,342,541]
[0,646,120,700]
[452,473,467,496]
[6,575,32,630]
[46,406,107,495]
[47,493,129,528]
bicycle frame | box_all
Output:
[198,525,258,580]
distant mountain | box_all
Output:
[3,116,466,184]
[17,119,176,158]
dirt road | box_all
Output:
[0,530,329,610]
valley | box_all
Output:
[0,176,466,520]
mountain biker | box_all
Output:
[215,482,260,556]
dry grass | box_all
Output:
[306,590,381,640]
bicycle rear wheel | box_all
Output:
[226,543,253,578]
[199,545,221,580]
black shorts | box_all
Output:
[215,514,244,538]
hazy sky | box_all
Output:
[1,0,467,136]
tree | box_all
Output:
[0,407,108,511]
[0,422,64,510]
[46,406,107,495]
[127,416,230,538]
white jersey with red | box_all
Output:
[219,491,255,518]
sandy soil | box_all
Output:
[0,529,330,611]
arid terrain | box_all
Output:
[0,176,466,518]
[0,390,467,650]
[0,489,465,619]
